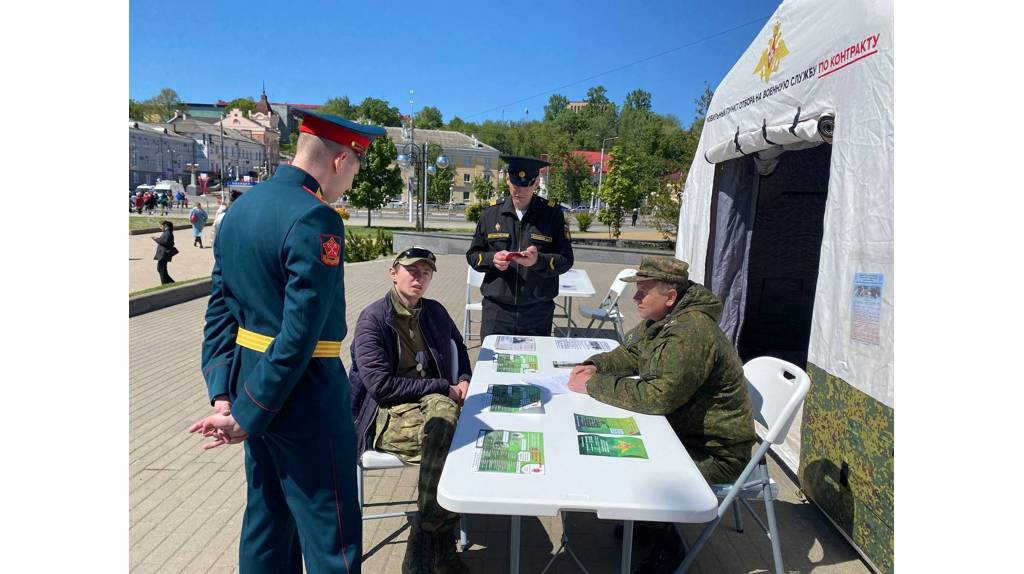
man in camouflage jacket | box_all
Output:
[568,255,755,483]
[568,255,756,572]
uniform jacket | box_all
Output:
[200,165,352,439]
[466,194,574,306]
[348,291,472,458]
[584,282,756,462]
[152,228,177,261]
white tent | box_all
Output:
[675,0,892,570]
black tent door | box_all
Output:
[706,143,832,367]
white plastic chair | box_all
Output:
[357,339,469,550]
[674,356,811,574]
[578,268,636,342]
[463,267,485,340]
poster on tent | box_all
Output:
[850,272,884,345]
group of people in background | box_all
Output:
[130,189,191,216]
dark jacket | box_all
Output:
[466,194,574,306]
[152,228,177,261]
[349,291,472,458]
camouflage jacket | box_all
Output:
[584,282,756,460]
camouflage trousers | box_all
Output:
[689,442,755,484]
[375,393,461,533]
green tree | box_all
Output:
[586,85,610,108]
[320,96,358,119]
[357,97,402,126]
[348,136,402,227]
[414,106,444,130]
[648,175,684,240]
[427,164,455,206]
[129,99,156,121]
[544,94,569,121]
[149,88,185,121]
[598,144,645,238]
[225,97,256,115]
[472,175,495,203]
[623,89,652,112]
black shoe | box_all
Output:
[632,543,687,574]
[431,530,469,574]
[402,524,435,574]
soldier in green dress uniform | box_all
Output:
[189,109,385,574]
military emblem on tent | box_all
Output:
[754,22,789,83]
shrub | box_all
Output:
[334,206,350,220]
[575,212,593,232]
[344,229,394,262]
[466,203,483,223]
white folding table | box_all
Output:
[555,269,596,337]
[437,335,717,573]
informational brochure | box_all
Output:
[494,336,536,352]
[473,429,545,474]
[577,434,649,459]
[495,353,539,373]
[574,413,641,436]
[522,373,570,395]
[487,384,544,413]
[554,338,612,352]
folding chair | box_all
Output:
[578,268,636,341]
[674,356,811,574]
[357,339,469,550]
[463,266,485,340]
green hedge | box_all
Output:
[575,212,593,232]
[466,203,483,223]
[345,229,393,263]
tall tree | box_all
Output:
[149,88,185,121]
[623,89,652,112]
[414,106,443,130]
[226,97,256,115]
[598,144,645,238]
[586,85,610,107]
[544,94,569,122]
[348,136,402,227]
[357,97,402,126]
[320,96,358,119]
[427,165,455,206]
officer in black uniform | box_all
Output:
[466,155,574,338]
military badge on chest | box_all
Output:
[320,234,341,266]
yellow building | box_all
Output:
[384,127,501,204]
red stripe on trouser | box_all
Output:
[329,438,352,573]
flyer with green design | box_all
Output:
[573,413,641,436]
[495,353,539,373]
[473,430,545,474]
[577,434,649,459]
[488,384,544,413]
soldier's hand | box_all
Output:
[519,246,539,267]
[213,395,232,415]
[455,379,470,406]
[493,250,511,271]
[188,412,248,450]
[568,367,596,394]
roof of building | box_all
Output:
[571,150,611,174]
[164,114,262,144]
[383,127,500,153]
[129,120,197,142]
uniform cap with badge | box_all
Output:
[291,109,387,164]
[622,256,691,284]
[500,155,550,187]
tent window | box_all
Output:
[706,143,831,367]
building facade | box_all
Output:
[384,127,501,204]
[129,121,202,190]
[166,114,267,181]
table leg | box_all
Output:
[510,515,521,574]
[565,296,574,337]
[620,520,634,574]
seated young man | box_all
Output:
[349,247,472,574]
[567,255,756,573]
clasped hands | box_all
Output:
[567,365,597,394]
[188,396,249,450]
[493,245,539,271]
[448,379,469,407]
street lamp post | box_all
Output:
[397,143,448,232]
[595,136,619,212]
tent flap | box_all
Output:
[704,111,832,165]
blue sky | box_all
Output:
[130,0,780,127]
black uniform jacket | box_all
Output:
[466,194,574,306]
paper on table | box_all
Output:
[522,373,570,395]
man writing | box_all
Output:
[189,109,386,573]
[567,255,756,573]
[466,155,574,337]
[349,247,472,574]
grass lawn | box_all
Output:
[129,215,191,231]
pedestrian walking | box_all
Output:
[175,190,186,210]
[151,220,178,284]
[134,192,145,215]
[144,192,157,215]
[189,203,208,248]
[158,191,170,216]
[189,109,386,573]
[632,206,639,226]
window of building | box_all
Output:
[463,173,471,184]
[484,157,492,170]
[463,192,470,201]
[483,172,491,183]
[463,154,472,167]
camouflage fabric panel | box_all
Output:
[800,362,893,574]
[375,393,460,464]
